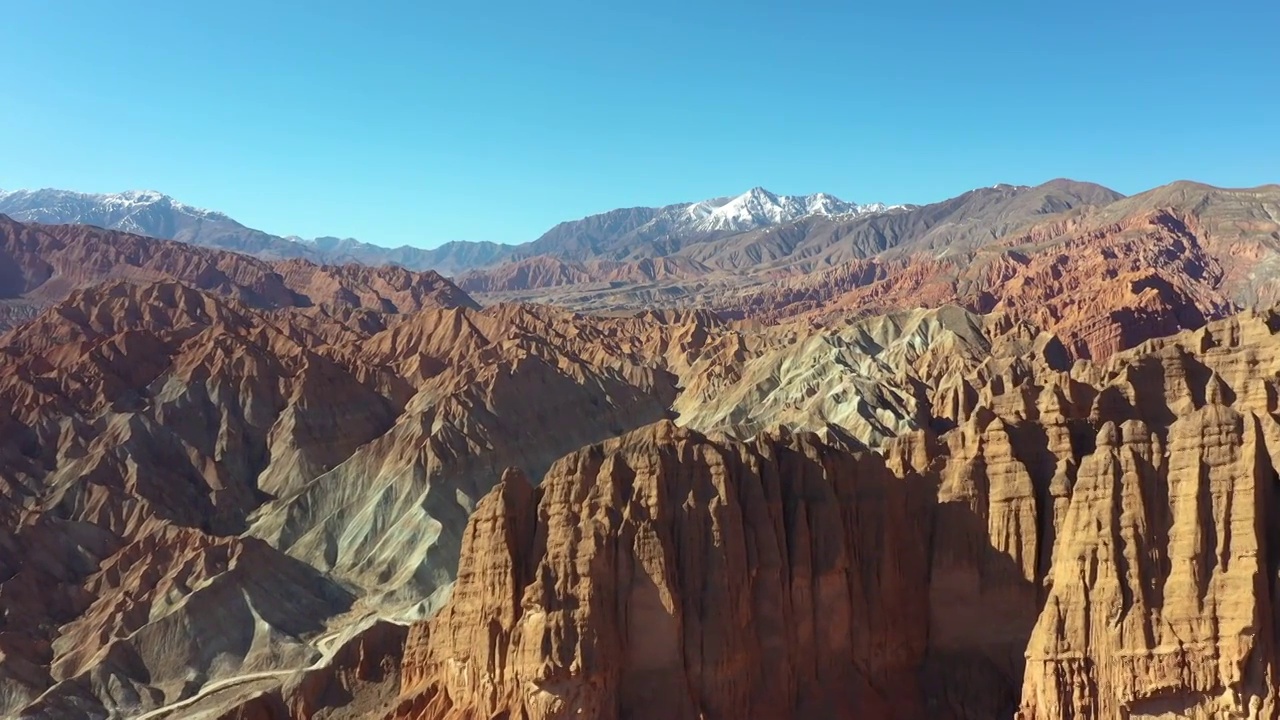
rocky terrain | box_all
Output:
[13,181,1278,367]
[0,216,478,332]
[437,179,1280,363]
[0,189,308,260]
[2,177,1280,719]
[390,308,1280,720]
[0,186,892,275]
[457,181,1280,362]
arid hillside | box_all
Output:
[2,181,1280,719]
[391,308,1280,720]
[0,215,478,332]
[464,181,1280,362]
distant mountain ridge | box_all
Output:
[0,187,514,274]
[686,187,892,232]
[0,186,900,274]
[0,213,479,331]
[516,187,900,262]
[0,182,1148,288]
[453,179,1125,294]
[0,188,228,224]
[0,187,302,258]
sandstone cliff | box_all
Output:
[390,309,1280,720]
[390,423,935,720]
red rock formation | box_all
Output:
[271,257,479,313]
[450,183,1280,363]
[391,423,935,720]
[8,200,1280,720]
[390,309,1280,720]
[716,208,1236,359]
[0,215,477,331]
[1017,411,1280,719]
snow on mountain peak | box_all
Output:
[103,189,171,207]
[116,189,165,200]
[685,187,887,233]
[90,189,224,218]
[0,188,228,234]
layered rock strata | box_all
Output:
[391,309,1280,720]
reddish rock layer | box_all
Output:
[720,208,1236,359]
[391,309,1280,720]
[392,424,934,720]
[0,215,477,331]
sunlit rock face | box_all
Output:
[391,310,1280,720]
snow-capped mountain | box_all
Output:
[0,188,230,235]
[0,187,515,272]
[683,187,889,233]
[522,187,898,261]
[0,185,899,273]
[0,187,306,258]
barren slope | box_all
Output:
[0,216,477,332]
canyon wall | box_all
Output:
[391,310,1280,719]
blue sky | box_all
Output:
[2,1,1277,248]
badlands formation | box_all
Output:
[0,179,1279,719]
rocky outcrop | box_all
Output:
[269,258,479,313]
[391,423,935,720]
[391,309,1280,720]
[1017,408,1280,719]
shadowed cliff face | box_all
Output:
[390,309,1280,720]
[392,425,937,720]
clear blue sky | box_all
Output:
[2,1,1277,248]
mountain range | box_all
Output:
[0,186,898,274]
[0,181,1134,281]
[6,179,1280,360]
[3,176,1280,718]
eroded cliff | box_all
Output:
[391,310,1280,720]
